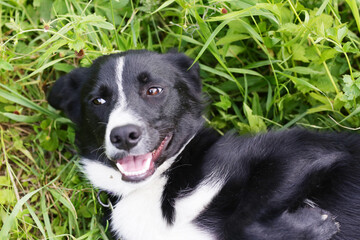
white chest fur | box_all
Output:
[111,175,223,240]
[80,157,223,240]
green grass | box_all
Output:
[1,0,360,239]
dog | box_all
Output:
[48,50,360,240]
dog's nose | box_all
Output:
[110,124,142,150]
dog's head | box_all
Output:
[48,50,203,185]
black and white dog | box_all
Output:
[48,50,360,240]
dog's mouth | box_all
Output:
[115,134,172,182]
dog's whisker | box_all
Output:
[166,163,192,172]
[90,145,105,154]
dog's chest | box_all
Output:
[111,176,221,240]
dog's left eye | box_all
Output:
[92,97,106,105]
[147,87,163,96]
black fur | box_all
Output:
[48,50,360,240]
[190,130,360,239]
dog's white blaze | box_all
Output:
[116,57,126,108]
[105,57,149,158]
[111,175,222,240]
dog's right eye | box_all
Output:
[92,97,106,105]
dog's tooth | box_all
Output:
[116,147,157,178]
[117,160,151,177]
[116,162,125,173]
[145,158,151,171]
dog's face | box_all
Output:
[48,50,203,184]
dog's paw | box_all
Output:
[289,207,340,240]
[311,209,340,240]
[243,206,339,240]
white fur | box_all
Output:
[82,156,223,240]
[80,154,175,196]
[111,173,223,240]
[81,158,138,196]
[105,109,150,158]
[175,178,224,225]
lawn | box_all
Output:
[1,0,360,239]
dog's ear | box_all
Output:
[48,67,89,124]
[164,52,201,93]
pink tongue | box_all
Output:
[118,153,152,173]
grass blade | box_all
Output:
[192,19,232,65]
[40,191,55,239]
[345,0,360,33]
[25,203,47,239]
[0,83,60,119]
[0,188,43,238]
[151,0,175,14]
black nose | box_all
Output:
[110,124,142,150]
